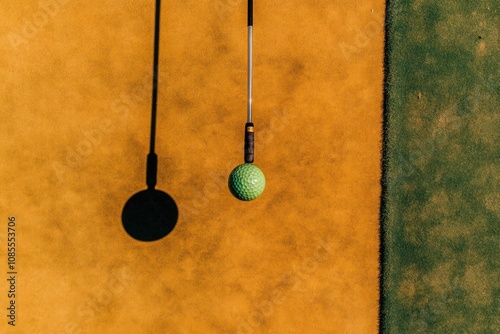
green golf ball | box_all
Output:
[228,163,266,201]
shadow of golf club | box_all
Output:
[122,188,178,242]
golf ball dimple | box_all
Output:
[228,163,266,201]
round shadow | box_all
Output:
[122,189,178,242]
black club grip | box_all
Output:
[244,123,254,163]
[248,0,253,26]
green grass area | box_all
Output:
[381,1,499,333]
